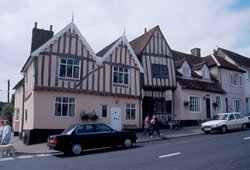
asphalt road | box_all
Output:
[1,130,250,170]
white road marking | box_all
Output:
[0,157,14,161]
[244,137,250,140]
[159,152,181,158]
[17,155,34,159]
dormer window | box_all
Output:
[202,70,210,79]
[183,67,190,77]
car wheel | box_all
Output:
[71,144,82,155]
[123,138,132,148]
[221,126,227,133]
[242,124,247,130]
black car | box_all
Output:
[47,123,137,155]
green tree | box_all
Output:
[0,103,14,121]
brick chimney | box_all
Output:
[190,48,201,57]
[30,22,54,53]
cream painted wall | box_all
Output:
[32,91,141,130]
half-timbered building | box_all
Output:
[130,26,176,121]
[13,21,144,144]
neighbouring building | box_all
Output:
[173,49,226,126]
[215,48,250,114]
[205,50,246,115]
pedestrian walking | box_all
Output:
[1,120,12,145]
[150,114,162,137]
[143,114,151,137]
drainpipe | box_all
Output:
[21,74,25,140]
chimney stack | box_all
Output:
[30,22,54,53]
[144,28,147,33]
[191,48,201,57]
[50,25,53,31]
[34,22,38,28]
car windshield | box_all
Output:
[216,114,228,120]
[61,124,77,135]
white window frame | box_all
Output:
[215,96,222,113]
[112,66,130,86]
[58,58,80,79]
[202,69,210,79]
[14,108,20,121]
[230,72,242,87]
[188,95,201,113]
[232,98,242,112]
[183,67,191,77]
[125,103,136,120]
[54,97,76,117]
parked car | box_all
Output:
[47,123,137,155]
[201,112,249,134]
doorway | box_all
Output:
[110,107,121,131]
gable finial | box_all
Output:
[122,25,126,45]
[71,12,74,33]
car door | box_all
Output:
[234,113,242,129]
[94,124,116,147]
[75,124,97,149]
[227,114,237,130]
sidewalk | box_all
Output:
[11,126,203,154]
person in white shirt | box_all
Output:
[1,120,11,145]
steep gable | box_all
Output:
[130,26,173,57]
[31,21,97,60]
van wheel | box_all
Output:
[242,124,247,130]
[123,138,132,148]
[220,126,227,133]
[71,144,82,155]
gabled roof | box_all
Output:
[130,26,158,55]
[13,78,24,90]
[21,21,98,72]
[205,54,246,73]
[96,35,144,73]
[178,79,225,94]
[31,21,97,60]
[218,48,250,68]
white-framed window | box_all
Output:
[112,66,130,86]
[14,108,20,121]
[230,72,242,87]
[183,67,191,77]
[126,104,136,120]
[188,95,201,113]
[54,97,75,117]
[232,98,241,112]
[215,96,222,113]
[202,69,210,79]
[59,58,80,79]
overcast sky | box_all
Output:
[1,0,250,102]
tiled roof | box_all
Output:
[178,78,225,93]
[218,48,250,68]
[96,38,119,57]
[172,50,205,67]
[130,26,158,55]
